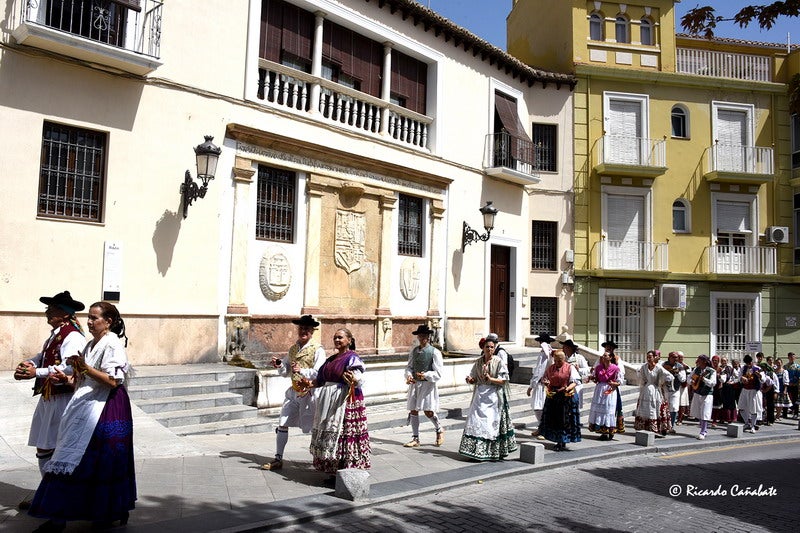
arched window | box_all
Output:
[640,17,653,45]
[589,12,604,41]
[671,105,689,138]
[615,15,630,43]
[673,199,691,233]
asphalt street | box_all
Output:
[270,438,800,533]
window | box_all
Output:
[530,297,557,336]
[260,0,315,69]
[640,17,653,45]
[794,193,800,265]
[391,50,428,115]
[712,102,754,173]
[322,61,360,91]
[615,15,630,43]
[671,105,688,138]
[792,114,800,169]
[322,19,382,97]
[604,92,649,165]
[532,123,557,172]
[531,221,557,270]
[672,199,690,233]
[712,194,759,274]
[711,292,760,360]
[589,12,604,41]
[601,186,654,270]
[41,0,133,48]
[256,165,296,242]
[600,288,653,364]
[38,121,106,221]
[398,194,423,256]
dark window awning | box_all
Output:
[495,91,530,141]
[112,0,142,13]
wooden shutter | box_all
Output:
[391,50,427,114]
[717,201,751,232]
[716,109,748,171]
[282,2,314,64]
[607,99,642,164]
[352,34,382,97]
[259,0,283,62]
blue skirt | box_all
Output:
[540,392,582,444]
[30,385,137,523]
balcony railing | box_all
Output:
[706,143,774,175]
[676,48,772,82]
[707,245,776,275]
[599,134,666,168]
[599,240,669,271]
[257,60,432,150]
[16,0,162,59]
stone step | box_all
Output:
[154,404,259,428]
[171,417,275,436]
[135,391,244,414]
[127,380,231,401]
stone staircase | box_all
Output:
[127,364,271,436]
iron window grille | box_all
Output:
[38,122,106,222]
[532,123,557,171]
[531,220,557,270]
[530,297,557,336]
[398,194,423,257]
[256,165,296,242]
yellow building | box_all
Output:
[509,0,800,362]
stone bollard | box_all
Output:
[634,430,655,447]
[519,442,545,464]
[726,423,744,438]
[335,469,370,501]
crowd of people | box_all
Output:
[14,299,799,529]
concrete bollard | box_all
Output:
[335,469,370,501]
[634,430,655,447]
[727,423,744,438]
[519,442,545,464]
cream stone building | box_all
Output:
[0,0,575,369]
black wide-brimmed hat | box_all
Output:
[534,333,555,343]
[412,324,434,336]
[560,339,578,350]
[601,340,618,350]
[292,315,320,328]
[39,291,84,314]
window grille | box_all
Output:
[530,297,557,335]
[256,165,296,242]
[715,298,750,358]
[532,124,557,171]
[531,221,557,270]
[38,122,106,221]
[398,194,423,256]
[604,295,648,363]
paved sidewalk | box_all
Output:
[1,371,798,532]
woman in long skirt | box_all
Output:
[538,349,581,451]
[309,328,370,477]
[588,351,622,440]
[459,337,517,461]
[29,302,135,532]
[634,350,673,436]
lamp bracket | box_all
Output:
[461,221,492,252]
[180,170,209,219]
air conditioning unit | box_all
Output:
[765,226,789,244]
[658,284,687,310]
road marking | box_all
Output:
[660,438,800,459]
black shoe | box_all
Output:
[33,521,66,533]
[17,500,31,510]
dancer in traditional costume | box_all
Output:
[29,301,135,532]
[403,324,445,448]
[600,340,627,434]
[459,337,517,461]
[717,357,737,423]
[588,351,623,440]
[676,352,691,424]
[634,350,673,436]
[14,291,87,511]
[262,315,326,471]
[689,354,716,440]
[309,328,370,478]
[538,349,581,451]
[527,333,554,440]
[774,359,792,420]
[738,354,764,433]
[662,351,687,431]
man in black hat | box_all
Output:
[262,315,326,471]
[527,333,554,439]
[14,291,87,509]
[403,324,445,447]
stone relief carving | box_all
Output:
[259,249,291,300]
[335,211,366,274]
[400,257,421,300]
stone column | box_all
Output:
[309,11,325,114]
[379,42,392,136]
[427,200,445,317]
[376,194,396,317]
[227,157,255,315]
[302,178,325,315]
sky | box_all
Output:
[416,1,799,50]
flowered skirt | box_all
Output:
[458,387,517,461]
[634,400,671,434]
[776,390,792,408]
[539,392,581,444]
[309,382,370,474]
[29,386,136,523]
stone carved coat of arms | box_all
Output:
[335,211,366,274]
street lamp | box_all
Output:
[181,135,221,219]
[461,201,498,252]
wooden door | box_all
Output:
[490,245,510,340]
